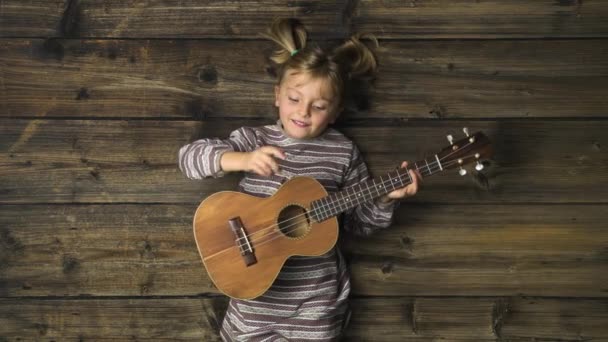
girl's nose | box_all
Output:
[299,103,311,117]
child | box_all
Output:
[178,18,421,342]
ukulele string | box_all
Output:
[204,162,444,263]
[205,158,459,262]
[205,143,480,261]
[204,156,473,262]
[236,142,476,246]
[240,160,436,243]
[242,161,447,245]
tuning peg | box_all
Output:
[474,153,484,171]
[463,127,476,143]
[457,158,467,176]
[447,134,454,145]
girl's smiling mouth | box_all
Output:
[291,119,310,127]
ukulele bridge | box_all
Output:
[228,216,257,267]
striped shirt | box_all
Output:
[178,120,396,341]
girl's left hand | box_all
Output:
[379,161,422,203]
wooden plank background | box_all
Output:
[1,1,607,340]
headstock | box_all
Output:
[438,127,493,176]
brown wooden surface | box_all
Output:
[0,297,228,341]
[346,297,608,340]
[1,204,605,297]
[2,1,608,39]
[2,39,607,119]
[2,1,607,340]
[1,119,606,204]
[1,297,606,341]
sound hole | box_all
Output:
[277,204,311,238]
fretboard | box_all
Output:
[309,155,443,222]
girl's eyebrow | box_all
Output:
[286,87,331,102]
[287,87,302,94]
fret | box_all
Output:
[404,168,412,185]
[374,178,382,197]
[397,170,405,190]
[364,180,374,203]
[356,182,365,205]
[318,197,328,221]
[379,176,387,195]
[434,154,443,171]
[336,192,346,212]
[324,196,333,219]
[425,158,432,176]
[330,193,340,216]
[346,186,355,207]
[389,172,398,192]
[385,173,393,192]
[333,195,341,214]
[319,200,326,221]
[311,199,319,222]
[310,198,323,222]
[318,200,326,222]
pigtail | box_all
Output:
[260,18,308,65]
[331,34,379,81]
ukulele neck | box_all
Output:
[309,155,443,222]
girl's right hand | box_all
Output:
[243,146,286,177]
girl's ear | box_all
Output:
[274,85,280,107]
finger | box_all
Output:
[409,169,420,185]
[254,161,272,176]
[400,161,418,183]
[408,181,418,195]
[261,155,280,174]
[390,186,412,199]
[251,165,264,176]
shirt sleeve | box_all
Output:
[340,144,397,237]
[178,126,258,179]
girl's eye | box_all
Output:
[288,97,298,103]
[314,106,326,111]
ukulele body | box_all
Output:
[193,176,338,299]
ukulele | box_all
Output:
[193,128,492,299]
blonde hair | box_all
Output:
[261,18,378,112]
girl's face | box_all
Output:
[274,70,339,140]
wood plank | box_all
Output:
[1,119,606,204]
[0,297,228,341]
[0,0,352,39]
[1,297,606,340]
[346,297,608,340]
[344,204,608,297]
[1,204,606,297]
[0,0,66,37]
[2,1,608,39]
[2,39,607,119]
[354,0,608,39]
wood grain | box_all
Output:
[1,297,606,340]
[1,1,607,340]
[1,119,606,204]
[2,1,607,39]
[1,39,606,119]
[1,204,605,297]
